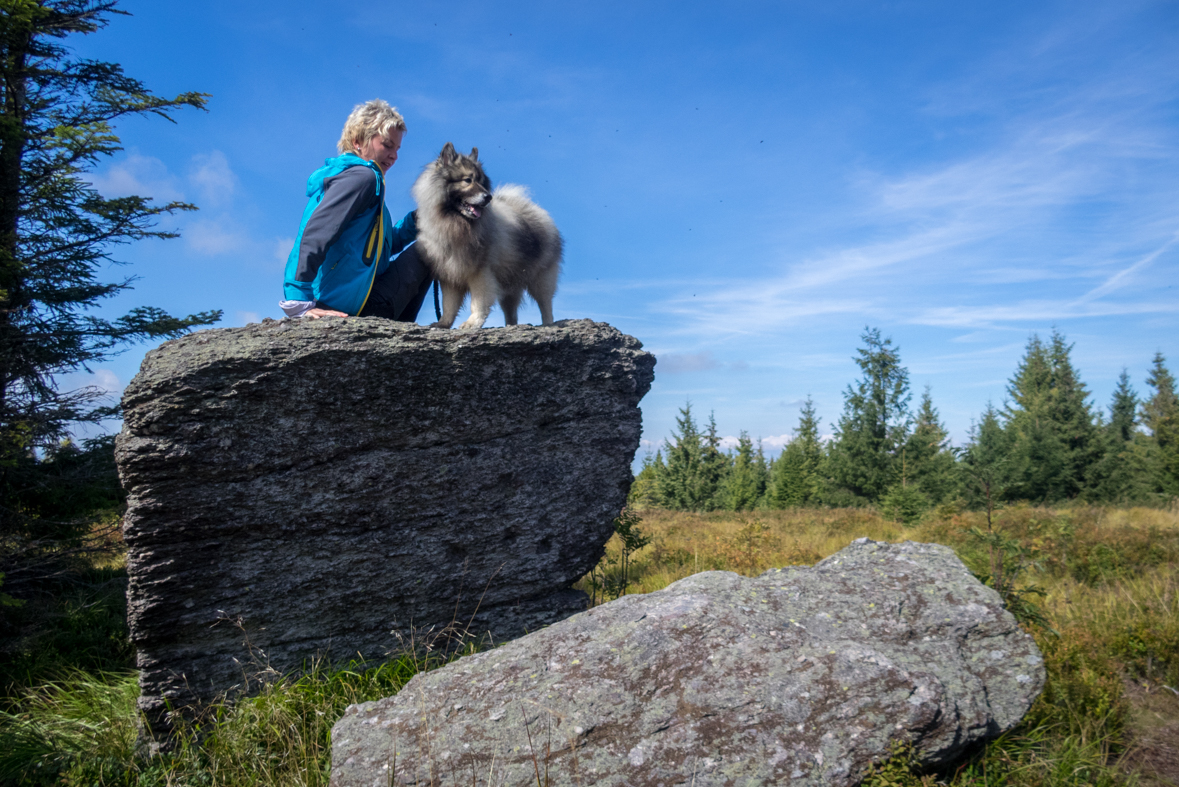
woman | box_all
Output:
[281,99,431,321]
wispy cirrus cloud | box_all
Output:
[642,55,1179,342]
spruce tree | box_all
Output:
[1141,353,1178,432]
[659,403,702,510]
[1047,331,1104,492]
[1002,335,1063,500]
[1002,331,1100,501]
[627,450,663,508]
[659,404,726,511]
[827,327,912,502]
[771,396,823,507]
[1087,369,1155,502]
[1108,369,1138,443]
[960,403,1010,522]
[1141,353,1179,494]
[699,411,728,511]
[753,439,768,505]
[902,386,958,505]
[723,431,765,511]
[0,2,219,546]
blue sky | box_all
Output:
[64,0,1179,458]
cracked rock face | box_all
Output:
[331,539,1045,787]
[115,318,654,745]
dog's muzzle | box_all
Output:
[460,193,491,219]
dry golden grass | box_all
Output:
[579,504,1179,599]
[577,504,1179,785]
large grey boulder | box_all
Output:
[331,539,1045,787]
[115,318,654,746]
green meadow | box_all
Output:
[1,503,1177,786]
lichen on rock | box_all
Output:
[331,538,1045,786]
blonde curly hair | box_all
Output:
[337,99,407,154]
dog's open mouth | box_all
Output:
[459,203,482,220]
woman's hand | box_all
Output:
[304,308,348,319]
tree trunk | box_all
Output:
[0,21,31,529]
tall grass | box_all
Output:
[581,503,1179,786]
[0,652,462,786]
[0,504,1175,785]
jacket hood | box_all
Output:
[305,153,381,198]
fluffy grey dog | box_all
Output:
[412,142,562,330]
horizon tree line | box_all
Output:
[629,328,1179,518]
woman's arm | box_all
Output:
[289,167,381,291]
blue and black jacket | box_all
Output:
[283,153,417,315]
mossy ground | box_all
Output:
[1,504,1176,785]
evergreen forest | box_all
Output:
[631,327,1179,518]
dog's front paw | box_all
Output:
[458,318,487,330]
[428,321,451,329]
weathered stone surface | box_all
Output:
[331,539,1045,787]
[115,318,654,744]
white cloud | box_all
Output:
[657,351,719,374]
[1071,233,1179,306]
[90,369,122,394]
[236,311,261,325]
[758,434,794,450]
[913,297,1179,330]
[642,71,1179,341]
[717,435,740,451]
[189,151,238,208]
[185,218,252,255]
[55,368,123,399]
[656,350,750,374]
[86,153,184,203]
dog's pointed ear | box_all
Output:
[440,142,457,162]
[469,147,479,161]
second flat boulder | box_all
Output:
[332,539,1045,786]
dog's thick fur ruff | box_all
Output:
[412,143,562,330]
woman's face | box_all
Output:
[355,129,403,174]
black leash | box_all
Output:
[432,279,441,320]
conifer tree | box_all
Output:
[658,403,702,510]
[1141,353,1179,494]
[722,431,765,511]
[771,396,823,507]
[902,386,958,505]
[659,404,726,511]
[1047,331,1104,489]
[753,439,768,504]
[1002,331,1100,501]
[1089,369,1157,502]
[627,450,663,508]
[1141,353,1178,433]
[1108,369,1138,443]
[827,327,912,502]
[0,2,219,544]
[1002,335,1063,500]
[699,411,728,510]
[960,403,1010,521]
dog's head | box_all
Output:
[435,142,491,220]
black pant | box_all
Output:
[358,242,433,322]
